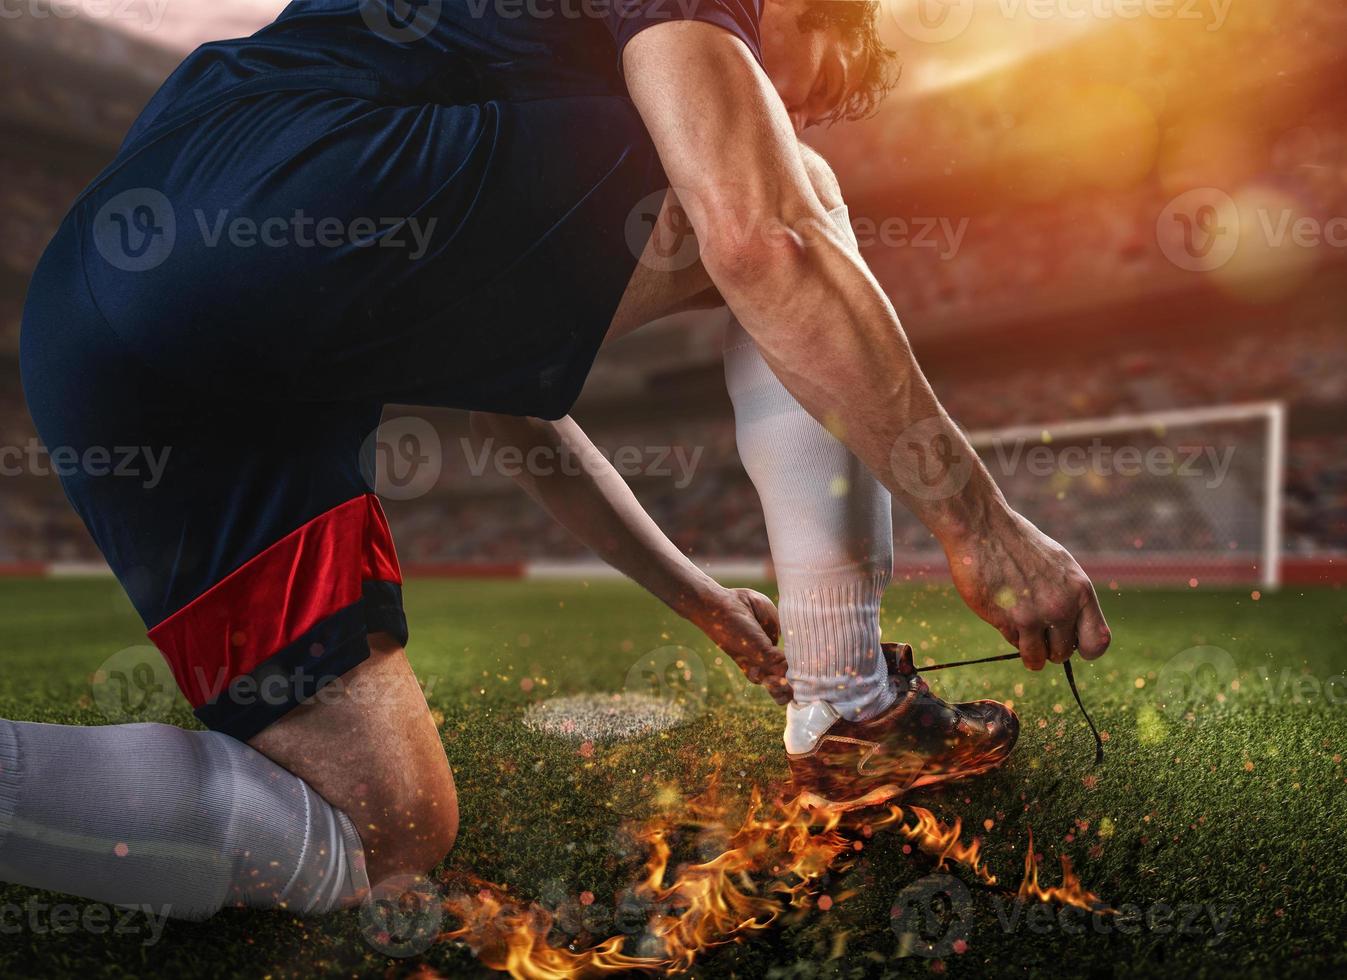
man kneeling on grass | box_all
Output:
[8,0,1108,919]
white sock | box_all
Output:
[0,719,368,920]
[723,205,896,727]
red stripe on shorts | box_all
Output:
[148,493,402,707]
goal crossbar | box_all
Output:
[962,401,1287,589]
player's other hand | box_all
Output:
[696,587,793,704]
[945,510,1112,672]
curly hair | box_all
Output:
[797,0,900,126]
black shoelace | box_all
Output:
[916,653,1104,766]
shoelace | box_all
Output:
[916,653,1104,766]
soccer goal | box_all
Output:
[892,402,1288,589]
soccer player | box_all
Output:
[8,0,1109,919]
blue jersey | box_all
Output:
[125,0,765,147]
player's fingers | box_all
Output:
[743,661,763,683]
[764,671,794,705]
[1076,591,1112,660]
[744,645,788,682]
[1046,622,1075,664]
[722,614,786,691]
[731,646,790,704]
[743,590,780,645]
[1018,627,1048,672]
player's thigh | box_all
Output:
[247,634,458,884]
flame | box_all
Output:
[431,770,1109,978]
[1015,829,1112,913]
[897,805,996,886]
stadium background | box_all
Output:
[3,7,1347,978]
[2,0,1344,587]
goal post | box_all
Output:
[892,401,1288,590]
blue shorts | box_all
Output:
[20,81,664,738]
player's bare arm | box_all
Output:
[622,22,1110,671]
[469,411,790,702]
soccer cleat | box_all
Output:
[786,643,1020,808]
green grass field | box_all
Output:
[0,577,1344,979]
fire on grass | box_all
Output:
[1016,828,1110,912]
[429,775,1108,978]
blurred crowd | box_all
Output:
[384,409,1344,567]
[0,162,81,281]
[1286,436,1347,556]
[4,423,1342,566]
[936,320,1347,431]
[854,120,1347,329]
[1,1,172,141]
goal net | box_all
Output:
[892,402,1287,588]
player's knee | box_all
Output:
[359,755,459,882]
[416,757,460,865]
[799,143,844,213]
[374,712,459,877]
[247,645,459,882]
[397,771,459,874]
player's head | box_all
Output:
[759,0,899,132]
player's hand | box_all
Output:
[945,510,1111,671]
[696,587,793,704]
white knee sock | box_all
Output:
[0,719,368,920]
[724,205,896,728]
